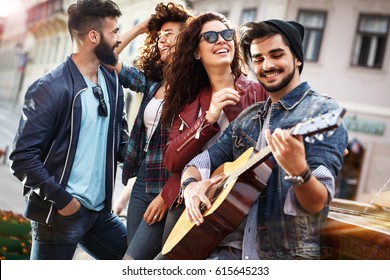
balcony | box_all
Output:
[26,0,65,31]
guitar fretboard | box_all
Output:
[219,146,272,189]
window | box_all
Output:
[298,10,327,61]
[351,14,389,68]
[240,8,257,25]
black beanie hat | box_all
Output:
[263,19,305,73]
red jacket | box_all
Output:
[161,74,268,207]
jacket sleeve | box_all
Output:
[118,62,149,93]
[163,111,220,173]
[9,81,73,210]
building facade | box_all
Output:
[0,0,389,204]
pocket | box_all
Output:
[24,191,55,225]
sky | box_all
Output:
[0,0,24,18]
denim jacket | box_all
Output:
[204,82,348,259]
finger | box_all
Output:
[157,209,167,222]
[185,207,193,222]
[189,203,203,226]
[148,213,160,225]
[270,128,286,154]
[209,176,224,185]
[143,207,152,220]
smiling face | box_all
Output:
[158,21,183,63]
[196,20,235,71]
[94,16,122,66]
[250,34,301,100]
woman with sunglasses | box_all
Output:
[109,2,193,260]
[158,12,268,259]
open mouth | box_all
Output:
[214,48,228,55]
[261,70,281,78]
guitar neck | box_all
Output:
[222,146,272,187]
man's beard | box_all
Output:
[95,36,119,66]
[259,61,296,93]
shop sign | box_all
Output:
[344,116,385,136]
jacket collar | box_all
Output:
[257,82,311,118]
[277,82,311,110]
[65,56,88,94]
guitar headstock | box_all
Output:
[290,108,346,139]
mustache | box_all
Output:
[113,42,120,49]
[260,68,282,76]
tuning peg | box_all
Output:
[305,136,316,143]
[315,133,324,141]
[326,130,335,137]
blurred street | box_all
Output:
[0,98,24,214]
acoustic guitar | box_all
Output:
[162,108,346,259]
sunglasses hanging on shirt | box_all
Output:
[92,85,108,117]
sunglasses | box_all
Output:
[92,85,108,117]
[199,29,235,43]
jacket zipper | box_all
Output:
[59,89,85,184]
[111,72,119,195]
[176,121,210,152]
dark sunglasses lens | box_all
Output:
[203,31,218,43]
[221,29,234,41]
[93,86,102,99]
[98,102,108,117]
[93,86,108,117]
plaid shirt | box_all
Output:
[119,63,170,193]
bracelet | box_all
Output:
[180,177,198,196]
[177,177,198,205]
[300,167,312,183]
[284,165,312,185]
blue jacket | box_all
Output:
[9,56,128,224]
[206,82,348,259]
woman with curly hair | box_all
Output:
[110,2,193,260]
[158,12,268,259]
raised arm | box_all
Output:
[115,17,150,55]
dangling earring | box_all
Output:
[195,53,200,60]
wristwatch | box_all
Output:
[284,166,312,185]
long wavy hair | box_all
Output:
[135,2,192,81]
[160,12,242,128]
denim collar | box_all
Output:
[278,81,311,110]
[257,81,311,118]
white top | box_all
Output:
[144,97,163,151]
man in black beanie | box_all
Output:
[263,19,305,73]
[179,19,348,259]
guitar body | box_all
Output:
[162,147,271,259]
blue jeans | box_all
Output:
[124,160,166,259]
[30,205,127,260]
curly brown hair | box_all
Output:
[160,12,243,127]
[134,2,193,81]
